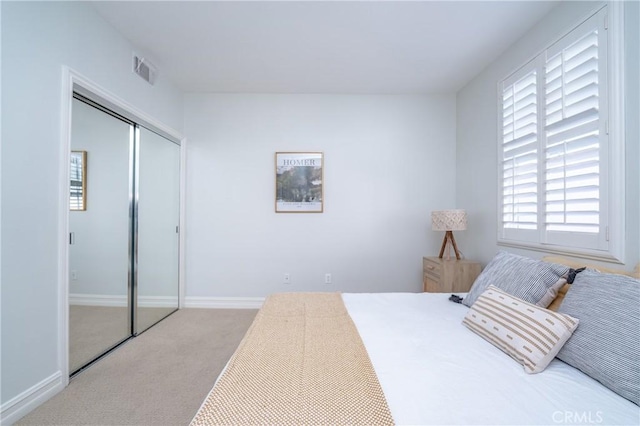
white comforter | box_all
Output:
[343,292,639,426]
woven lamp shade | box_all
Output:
[431,209,467,260]
[431,210,467,231]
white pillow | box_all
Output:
[463,285,579,374]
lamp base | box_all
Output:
[438,231,461,260]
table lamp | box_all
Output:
[431,209,467,260]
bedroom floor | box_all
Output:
[69,305,178,372]
[18,308,257,425]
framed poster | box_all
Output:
[275,152,323,213]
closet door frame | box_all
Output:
[59,68,186,385]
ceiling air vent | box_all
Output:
[133,55,156,85]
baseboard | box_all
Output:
[69,293,126,307]
[184,296,265,309]
[137,295,180,308]
[69,294,178,308]
[0,371,64,425]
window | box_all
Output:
[498,5,624,261]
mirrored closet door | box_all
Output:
[135,128,180,334]
[69,92,180,375]
[69,97,133,374]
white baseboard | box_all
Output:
[69,294,178,308]
[0,371,64,425]
[69,293,126,307]
[184,296,264,309]
[137,295,180,308]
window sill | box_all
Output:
[497,239,625,265]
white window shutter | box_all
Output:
[543,11,607,250]
[70,154,84,210]
[498,6,614,257]
[501,67,539,241]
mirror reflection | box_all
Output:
[69,97,132,373]
[69,94,181,374]
[70,151,87,211]
[136,127,180,333]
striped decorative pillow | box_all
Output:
[463,251,569,308]
[463,285,579,374]
[557,269,640,405]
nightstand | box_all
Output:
[423,256,481,293]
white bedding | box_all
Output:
[343,292,640,426]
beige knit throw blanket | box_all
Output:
[191,292,394,426]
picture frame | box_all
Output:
[70,150,87,211]
[275,152,323,213]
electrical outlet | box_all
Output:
[71,270,78,280]
[325,273,332,284]
[284,273,291,284]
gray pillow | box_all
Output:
[462,251,569,308]
[557,269,640,405]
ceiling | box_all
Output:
[92,1,560,94]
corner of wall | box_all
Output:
[0,372,64,425]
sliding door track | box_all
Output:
[70,336,133,379]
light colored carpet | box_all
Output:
[69,306,129,372]
[19,308,257,426]
[136,306,179,335]
[69,306,178,372]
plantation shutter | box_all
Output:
[543,11,607,249]
[70,153,85,210]
[498,7,610,253]
[501,66,539,240]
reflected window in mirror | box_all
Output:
[70,150,87,211]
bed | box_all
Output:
[192,253,640,425]
[345,292,638,425]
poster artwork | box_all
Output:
[275,152,323,213]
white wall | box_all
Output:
[0,1,183,418]
[184,94,457,298]
[455,1,640,269]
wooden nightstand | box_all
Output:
[423,256,481,293]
